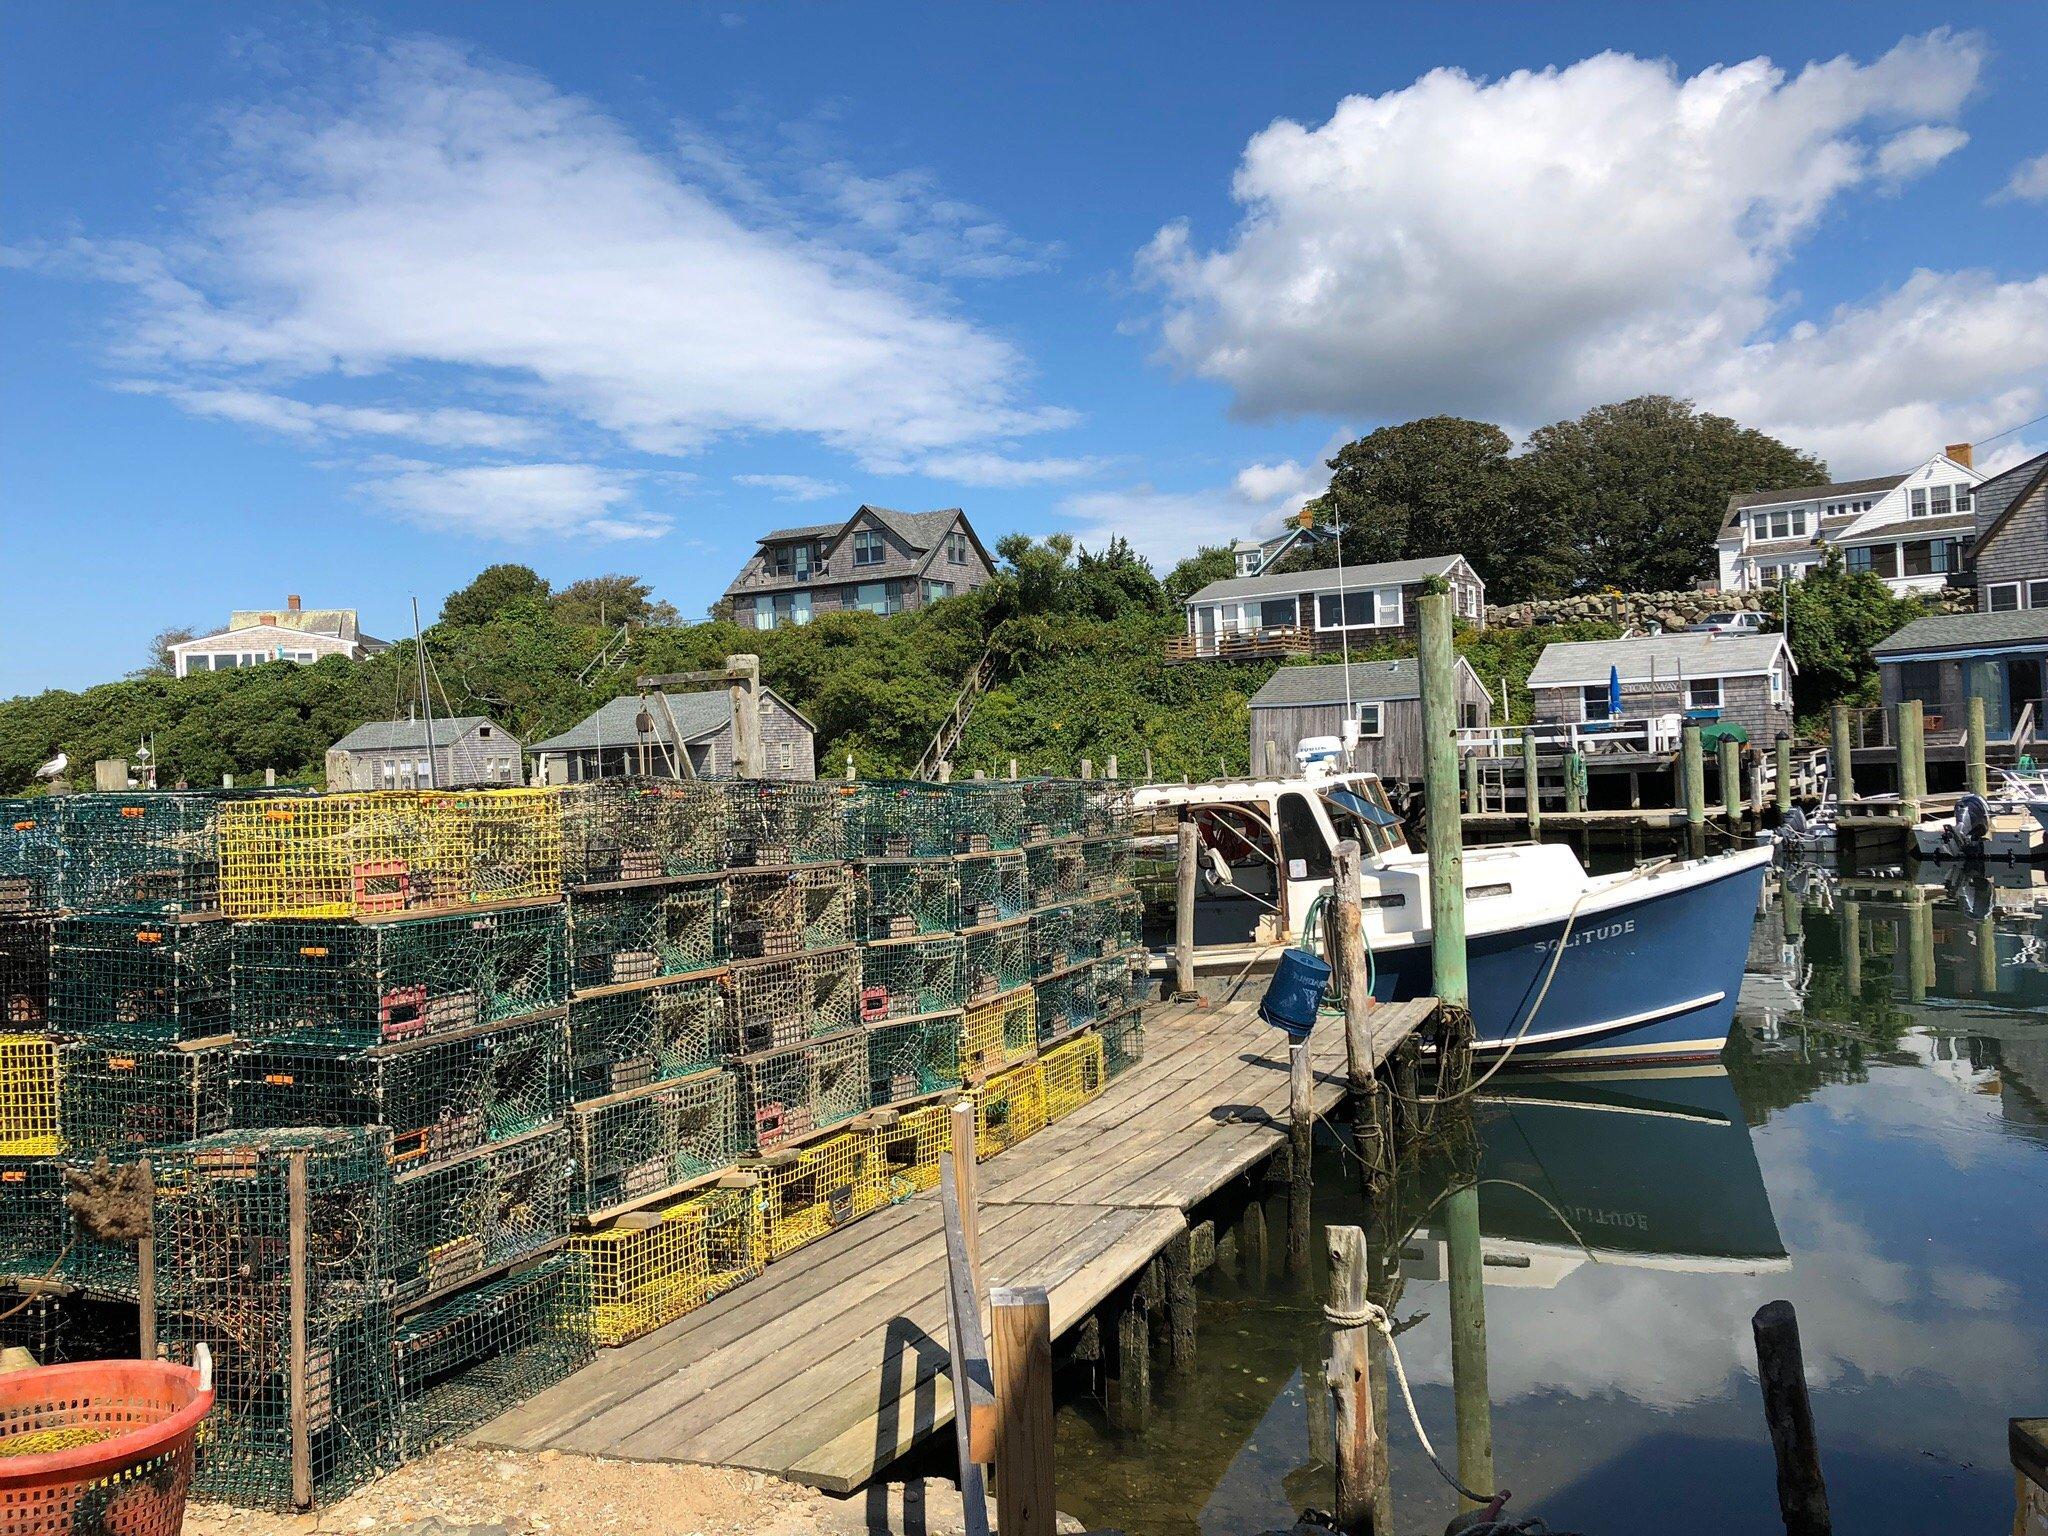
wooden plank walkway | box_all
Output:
[474,992,1436,1492]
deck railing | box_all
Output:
[1456,714,1683,757]
[1164,625,1315,663]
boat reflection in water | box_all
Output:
[1402,1067,1788,1287]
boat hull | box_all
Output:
[1369,850,1771,1066]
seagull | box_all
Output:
[33,751,66,780]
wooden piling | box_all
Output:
[1173,821,1198,1001]
[1463,752,1480,814]
[1115,1291,1151,1431]
[1751,1300,1832,1536]
[287,1150,312,1510]
[1841,899,1862,996]
[1444,1182,1495,1506]
[1332,841,1372,1087]
[1241,1197,1270,1288]
[1163,1227,1197,1371]
[1776,735,1793,816]
[1829,704,1855,806]
[1681,724,1706,829]
[991,1286,1056,1536]
[1907,893,1934,1004]
[136,1157,156,1360]
[1326,1225,1380,1535]
[1288,1036,1313,1279]
[1719,738,1742,824]
[1897,699,1926,821]
[1967,693,1989,798]
[1563,751,1584,814]
[1417,593,1468,1016]
[1519,731,1541,837]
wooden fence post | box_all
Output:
[1287,1035,1313,1280]
[1174,821,1199,1001]
[991,1287,1056,1536]
[136,1157,157,1361]
[1332,840,1372,1091]
[287,1151,312,1510]
[1326,1225,1379,1535]
[1752,1300,1831,1536]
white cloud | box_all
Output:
[367,463,667,541]
[1058,434,1342,569]
[732,472,847,502]
[113,381,542,450]
[1996,150,2048,203]
[915,451,1106,487]
[1139,31,2043,474]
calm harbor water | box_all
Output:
[1055,859,2048,1534]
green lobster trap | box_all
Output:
[1101,1009,1145,1078]
[945,781,1025,853]
[859,935,964,1024]
[864,1013,963,1108]
[566,974,723,1099]
[567,880,724,988]
[725,866,857,959]
[1024,842,1086,908]
[0,800,61,916]
[721,948,861,1055]
[0,916,50,1029]
[736,1030,869,1153]
[558,778,731,883]
[1091,952,1143,1018]
[1020,779,1089,845]
[232,1013,568,1168]
[848,781,955,859]
[60,1038,234,1151]
[1082,836,1135,893]
[567,1070,741,1218]
[51,911,234,1043]
[389,1127,571,1308]
[231,905,568,1048]
[727,781,849,867]
[1033,966,1101,1040]
[58,790,237,913]
[861,860,959,939]
[392,1253,594,1457]
[1027,906,1072,978]
[962,918,1031,1003]
[0,1156,64,1278]
[956,852,1026,927]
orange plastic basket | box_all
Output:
[0,1352,214,1536]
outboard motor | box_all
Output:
[1954,792,1991,848]
[1780,806,1809,842]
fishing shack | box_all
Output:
[1247,657,1492,779]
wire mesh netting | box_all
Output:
[1064,899,1112,965]
[0,801,62,916]
[0,1034,59,1156]
[1082,836,1135,894]
[51,913,234,1043]
[869,1102,950,1199]
[569,1184,762,1347]
[725,867,857,959]
[721,948,861,1055]
[1091,952,1143,1020]
[737,1031,869,1154]
[973,1062,1046,1160]
[761,1129,888,1260]
[864,1014,962,1108]
[944,782,1024,854]
[858,936,963,1024]
[231,905,568,1048]
[60,1040,234,1152]
[1040,1032,1107,1122]
[961,987,1034,1081]
[0,916,51,1029]
[566,975,723,1099]
[1082,783,1136,839]
[567,1070,740,1217]
[232,1014,568,1169]
[1020,780,1088,845]
[1026,907,1071,980]
[1105,891,1143,954]
[1100,1009,1144,1079]
[847,781,955,860]
[1033,967,1100,1039]
[388,1128,571,1308]
[727,782,849,867]
[558,779,731,883]
[57,791,238,913]
[955,853,1026,928]
[217,790,562,918]
[392,1253,593,1458]
[567,880,724,988]
[860,860,959,939]
[0,1155,64,1277]
[961,919,1030,1004]
[1024,842,1086,908]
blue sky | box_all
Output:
[5,2,2046,695]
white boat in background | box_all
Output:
[1913,791,2048,862]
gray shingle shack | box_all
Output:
[1247,658,1493,780]
[1873,606,2048,739]
[1528,632,1796,741]
[528,688,817,783]
[326,716,524,791]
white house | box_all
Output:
[1228,521,1328,578]
[1716,447,1984,595]
[170,595,387,677]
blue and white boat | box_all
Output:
[1135,768,1772,1067]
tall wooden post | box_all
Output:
[1978,912,1999,997]
[1519,731,1541,837]
[1418,593,1468,1018]
[1897,699,1926,823]
[1332,840,1372,1088]
[1752,1301,1832,1536]
[1841,899,1862,997]
[1776,735,1794,816]
[1562,751,1583,815]
[1173,821,1198,1001]
[1907,893,1934,1004]
[1326,1225,1380,1535]
[991,1287,1056,1536]
[1288,1036,1313,1280]
[1719,738,1742,824]
[1462,752,1480,815]
[287,1151,312,1510]
[136,1157,157,1360]
[1967,693,1989,798]
[1444,1182,1495,1506]
[726,654,763,779]
[1681,724,1706,829]
[1829,703,1856,806]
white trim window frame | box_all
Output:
[1988,582,2023,613]
[1353,702,1384,738]
[1686,677,1723,711]
[1314,588,1379,632]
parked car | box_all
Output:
[1688,611,1767,635]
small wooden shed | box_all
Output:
[1247,658,1493,782]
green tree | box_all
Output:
[1164,546,1236,605]
[1516,396,1826,594]
[134,625,197,678]
[440,564,552,627]
[1775,556,1927,717]
[551,574,678,630]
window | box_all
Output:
[1845,544,1898,579]
[922,580,953,604]
[1352,703,1383,738]
[1315,590,1377,630]
[1957,486,1974,515]
[1259,597,1295,629]
[774,740,795,773]
[478,726,492,738]
[2030,581,2048,609]
[770,542,814,580]
[1930,486,1952,519]
[1898,661,1942,705]
[1275,793,1332,880]
[1686,678,1722,711]
[855,581,898,615]
[1581,685,1613,722]
[1904,539,1960,577]
[1911,488,1928,517]
[1755,507,1809,540]
[1988,583,2022,612]
[852,529,885,566]
[947,531,969,564]
[379,761,396,787]
[1770,667,1785,704]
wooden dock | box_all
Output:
[475,992,1436,1491]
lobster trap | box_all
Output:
[962,919,1031,1003]
[1040,1032,1107,1122]
[864,1013,963,1108]
[0,1033,59,1156]
[736,1031,869,1154]
[945,782,1024,854]
[570,1184,761,1347]
[60,1039,233,1152]
[726,866,857,959]
[858,935,963,1024]
[861,860,959,939]
[848,781,955,860]
[961,987,1035,1080]
[0,916,50,1028]
[50,912,234,1043]
[1021,779,1088,845]
[972,1062,1047,1160]
[721,948,861,1055]
[956,852,1026,928]
[1064,898,1115,964]
[1091,952,1142,1019]
[567,1070,741,1218]
[216,790,562,918]
[1100,1009,1144,1079]
[0,800,62,915]
[1024,841,1086,908]
[1027,907,1072,979]
[0,1156,64,1277]
[389,1128,571,1308]
[1104,891,1143,954]
[1082,836,1135,894]
[392,1253,593,1457]
[232,1013,568,1168]
[760,1129,887,1260]
[1033,967,1100,1039]
[727,781,849,867]
[568,880,724,987]
[558,778,731,883]
[58,791,234,913]
[867,1102,951,1198]
[566,975,723,1099]
[231,904,568,1048]
[1082,782,1135,838]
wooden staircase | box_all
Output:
[915,650,998,782]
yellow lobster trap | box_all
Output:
[569,1184,763,1347]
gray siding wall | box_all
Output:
[1532,675,1792,741]
[1973,480,2048,599]
[1250,667,1491,782]
[727,512,995,621]
[325,727,524,791]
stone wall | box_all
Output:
[1485,586,1972,631]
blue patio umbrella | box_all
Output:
[1608,664,1623,718]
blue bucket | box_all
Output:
[1259,948,1330,1039]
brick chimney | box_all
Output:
[1946,442,1973,469]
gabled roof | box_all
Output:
[758,522,843,544]
[330,717,502,753]
[1186,554,1472,606]
[1528,632,1793,688]
[169,623,365,653]
[528,688,814,753]
[1721,474,1904,531]
[1248,656,1481,708]
[1874,608,2048,658]
[732,505,984,598]
[1968,451,2048,550]
[1832,511,1978,546]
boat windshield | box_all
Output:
[1321,780,1407,857]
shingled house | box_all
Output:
[326,717,524,791]
[723,505,996,630]
[1528,632,1796,741]
[1964,451,2048,613]
[1248,658,1492,780]
[528,688,817,783]
[1173,554,1486,661]
[170,594,388,676]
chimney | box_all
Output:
[1946,442,1973,469]
[287,594,302,613]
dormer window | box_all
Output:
[1911,488,1927,517]
[947,531,969,564]
[1930,485,1952,518]
[1753,507,1808,541]
[853,530,885,566]
[771,541,814,579]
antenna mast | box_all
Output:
[412,597,438,791]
